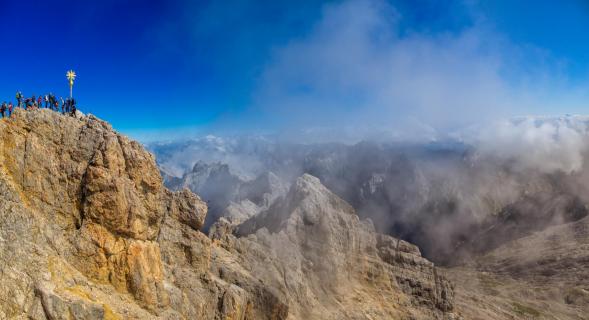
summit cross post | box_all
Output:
[66,70,76,98]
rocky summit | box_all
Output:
[0,109,457,319]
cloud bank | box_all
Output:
[246,0,588,138]
[470,116,589,174]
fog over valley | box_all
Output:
[150,115,589,263]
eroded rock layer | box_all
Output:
[0,109,455,319]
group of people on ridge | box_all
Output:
[1,91,78,118]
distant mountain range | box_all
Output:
[150,115,589,264]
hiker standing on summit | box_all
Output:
[16,91,22,108]
[4,71,80,116]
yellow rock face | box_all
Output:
[0,110,206,316]
[126,240,168,309]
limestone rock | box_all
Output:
[234,174,455,319]
[166,188,207,231]
[0,109,456,319]
[169,160,288,230]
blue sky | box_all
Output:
[0,0,588,141]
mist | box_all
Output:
[148,0,589,264]
[150,115,589,263]
[469,116,589,174]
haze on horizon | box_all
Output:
[1,0,589,142]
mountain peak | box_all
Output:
[0,109,209,317]
[0,109,456,319]
[231,173,454,318]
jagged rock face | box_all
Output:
[0,109,237,319]
[222,199,261,225]
[220,172,289,225]
[0,109,455,319]
[232,174,455,319]
[170,161,288,229]
[238,172,287,208]
[172,161,245,229]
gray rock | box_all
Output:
[0,109,455,319]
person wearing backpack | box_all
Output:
[71,99,77,116]
[16,92,22,108]
[50,93,56,111]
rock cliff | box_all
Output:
[168,161,288,229]
[0,109,455,319]
[231,174,455,319]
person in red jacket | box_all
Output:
[8,102,13,116]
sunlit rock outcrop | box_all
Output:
[0,109,456,319]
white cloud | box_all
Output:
[251,0,589,137]
[469,116,589,173]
